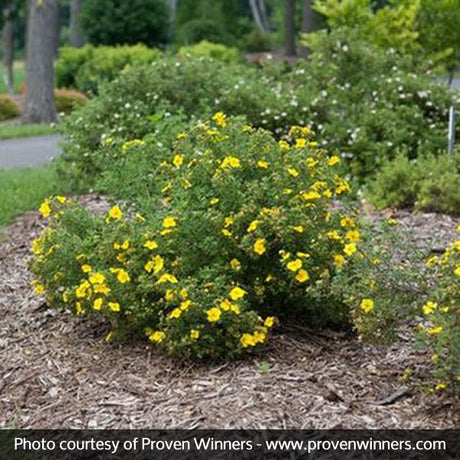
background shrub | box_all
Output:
[56,45,162,95]
[178,41,241,64]
[54,89,89,115]
[0,94,21,121]
[367,152,460,215]
[81,0,169,47]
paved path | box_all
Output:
[0,134,61,169]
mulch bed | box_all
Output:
[0,196,458,429]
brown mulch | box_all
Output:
[0,196,458,429]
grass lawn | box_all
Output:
[0,165,71,227]
[0,64,26,95]
[0,123,58,140]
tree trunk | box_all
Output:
[257,0,270,31]
[2,5,15,95]
[69,0,85,47]
[249,0,267,33]
[299,0,314,57]
[285,0,296,56]
[22,0,57,124]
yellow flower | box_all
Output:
[230,258,241,270]
[254,238,266,255]
[278,140,290,151]
[253,331,266,343]
[264,317,275,328]
[56,195,67,203]
[81,264,92,273]
[300,191,321,200]
[422,301,437,315]
[229,286,247,300]
[31,238,44,254]
[144,260,154,273]
[287,259,302,272]
[346,230,360,242]
[180,288,188,299]
[136,213,145,222]
[173,155,184,167]
[75,302,84,315]
[360,298,374,313]
[435,382,447,391]
[297,252,310,258]
[34,283,45,295]
[230,304,241,315]
[93,284,110,295]
[168,308,182,319]
[152,255,164,274]
[295,269,309,282]
[257,160,269,169]
[425,256,438,267]
[328,156,340,166]
[220,299,232,311]
[222,229,232,237]
[207,307,221,323]
[149,331,166,343]
[93,298,103,311]
[454,266,460,277]
[144,240,158,250]
[293,225,304,233]
[247,220,260,232]
[427,326,442,335]
[121,240,130,250]
[340,217,355,227]
[163,216,176,228]
[117,269,130,284]
[105,331,115,342]
[343,243,357,256]
[89,272,105,284]
[221,156,241,169]
[180,300,191,311]
[333,254,345,269]
[224,217,234,227]
[76,280,91,298]
[327,230,341,240]
[213,111,226,127]
[39,199,51,218]
[241,333,255,347]
[157,273,178,284]
[107,302,120,312]
[287,167,299,177]
[108,205,122,220]
[295,138,306,149]
[210,197,219,205]
[165,289,175,302]
[190,329,200,340]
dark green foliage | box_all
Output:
[81,0,169,47]
[367,153,460,215]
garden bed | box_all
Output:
[0,195,458,429]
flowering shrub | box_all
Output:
[418,227,460,391]
[31,116,378,359]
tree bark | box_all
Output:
[69,0,85,47]
[285,0,296,56]
[257,0,270,31]
[2,5,14,95]
[22,0,57,124]
[299,0,314,57]
[249,0,267,33]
